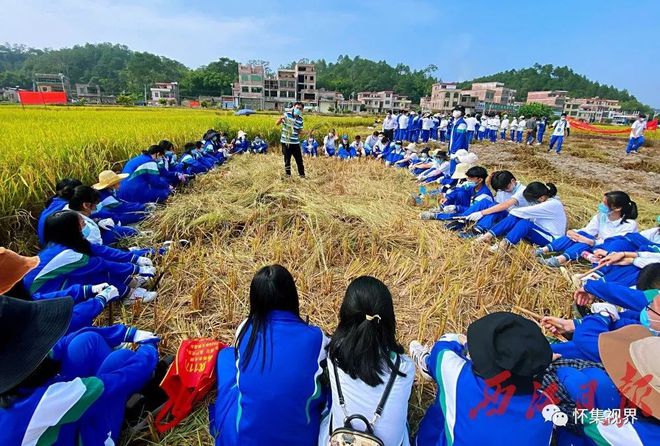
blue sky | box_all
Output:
[2,0,659,106]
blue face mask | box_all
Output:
[597,203,611,215]
[639,308,659,335]
[463,181,476,189]
[293,108,302,116]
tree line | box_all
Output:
[0,44,651,113]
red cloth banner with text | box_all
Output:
[567,117,657,134]
[18,91,67,105]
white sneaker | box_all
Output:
[488,243,501,253]
[409,341,432,380]
[134,275,149,288]
[591,302,620,321]
[125,287,157,304]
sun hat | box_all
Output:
[449,149,468,160]
[0,295,73,393]
[457,152,479,165]
[451,163,471,180]
[407,143,418,152]
[237,130,246,138]
[0,247,40,294]
[92,170,129,190]
[599,325,660,420]
[467,312,552,392]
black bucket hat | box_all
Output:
[0,295,73,394]
[467,312,552,391]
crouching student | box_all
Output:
[410,312,554,446]
[324,130,338,157]
[180,142,209,175]
[0,296,159,445]
[337,135,355,160]
[384,141,406,166]
[477,182,567,253]
[92,170,150,226]
[1,247,122,334]
[420,166,493,223]
[364,131,379,156]
[118,145,172,204]
[351,135,364,157]
[37,178,82,246]
[459,170,529,238]
[319,276,414,446]
[210,265,328,446]
[302,136,319,157]
[250,135,268,154]
[24,211,157,304]
[231,131,250,154]
[537,191,638,267]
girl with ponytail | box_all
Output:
[37,178,83,246]
[320,276,414,446]
[477,182,567,252]
[537,191,638,267]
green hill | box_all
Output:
[458,64,650,114]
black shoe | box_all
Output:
[445,220,465,231]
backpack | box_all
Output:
[328,354,401,446]
[153,338,226,433]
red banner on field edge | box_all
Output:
[18,91,67,105]
[568,117,657,134]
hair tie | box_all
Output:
[365,314,381,323]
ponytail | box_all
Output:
[523,181,557,203]
[143,145,165,156]
[605,191,638,223]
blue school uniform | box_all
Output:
[0,325,157,446]
[537,121,546,143]
[209,310,327,446]
[337,144,352,160]
[23,243,139,298]
[37,197,68,246]
[302,139,319,156]
[32,284,106,334]
[415,336,553,446]
[430,185,494,220]
[117,153,170,204]
[93,189,147,225]
[180,152,208,175]
[251,139,268,154]
[448,117,468,175]
[233,138,250,154]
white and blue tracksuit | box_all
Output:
[489,198,567,246]
[429,184,494,221]
[302,139,319,157]
[626,119,646,153]
[549,119,569,153]
[23,242,140,298]
[93,189,147,225]
[415,335,553,446]
[210,310,328,446]
[537,120,547,143]
[233,137,250,154]
[37,197,68,246]
[0,324,157,446]
[250,139,268,154]
[117,154,171,204]
[448,117,468,175]
[471,183,529,233]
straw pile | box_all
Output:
[120,149,641,444]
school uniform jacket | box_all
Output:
[117,153,171,204]
[448,118,468,153]
[37,197,68,246]
[210,310,328,446]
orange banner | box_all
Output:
[568,117,657,134]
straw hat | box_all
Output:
[599,325,660,420]
[237,130,246,138]
[451,163,471,179]
[406,143,418,153]
[0,247,40,294]
[450,149,468,160]
[92,170,129,190]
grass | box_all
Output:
[118,150,658,445]
[0,105,372,247]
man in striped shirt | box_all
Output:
[277,102,305,177]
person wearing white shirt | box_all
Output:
[490,114,501,142]
[439,116,449,142]
[323,130,338,157]
[421,114,433,142]
[351,135,365,157]
[382,112,397,142]
[477,115,487,141]
[516,116,526,143]
[625,114,647,154]
[397,112,409,142]
[538,191,639,267]
[461,170,530,238]
[508,118,518,142]
[465,114,477,143]
[319,277,414,446]
[499,115,510,141]
[477,182,567,252]
[364,131,380,156]
[548,113,570,153]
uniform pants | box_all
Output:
[545,231,596,260]
[626,136,644,153]
[516,131,523,143]
[282,143,305,176]
[421,129,430,142]
[537,130,545,143]
[489,214,554,246]
[549,135,564,153]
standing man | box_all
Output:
[500,114,510,140]
[548,112,570,154]
[398,110,409,142]
[525,115,537,145]
[626,114,647,154]
[382,111,397,142]
[536,117,547,145]
[465,113,477,143]
[421,113,433,142]
[448,106,469,175]
[276,101,305,177]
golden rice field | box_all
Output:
[0,105,372,246]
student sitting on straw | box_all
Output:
[394,143,421,168]
[1,247,121,334]
[364,131,379,156]
[384,141,406,166]
[118,145,172,204]
[537,191,638,267]
[156,140,187,186]
[0,296,159,445]
[302,135,319,157]
[250,135,268,154]
[180,142,209,175]
[542,264,659,365]
[410,312,554,446]
[459,170,529,239]
[210,265,328,445]
[23,211,157,304]
[37,178,82,246]
[92,170,151,226]
[324,129,338,157]
[420,165,492,222]
[350,134,364,157]
[476,182,567,253]
[416,150,450,183]
[319,277,414,446]
[231,130,250,154]
[337,135,355,160]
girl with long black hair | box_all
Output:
[210,264,328,445]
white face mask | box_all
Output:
[452,111,461,118]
